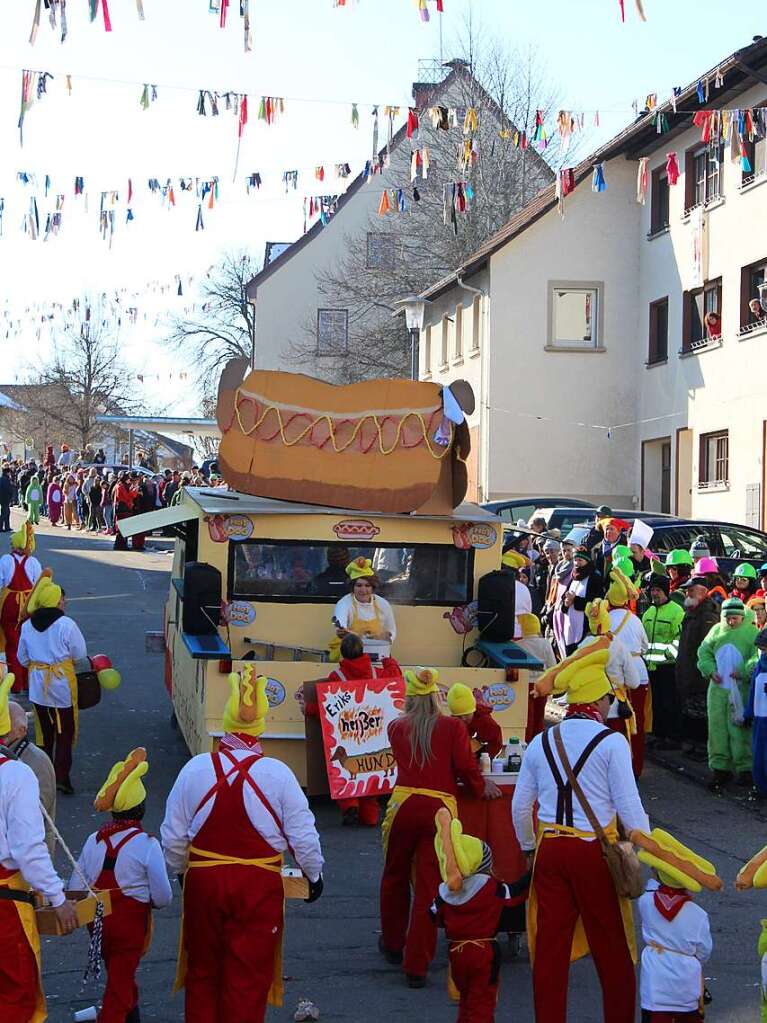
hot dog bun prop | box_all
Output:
[216,361,474,514]
[631,828,723,893]
[736,846,767,890]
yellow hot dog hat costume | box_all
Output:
[224,665,269,736]
[633,828,722,893]
[404,667,439,697]
[94,748,148,813]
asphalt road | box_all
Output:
[19,511,767,1022]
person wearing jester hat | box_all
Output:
[512,641,650,1023]
[333,557,397,654]
[380,667,495,987]
[607,560,651,777]
[17,575,87,794]
[0,521,42,694]
[634,828,720,1021]
[697,596,759,790]
[161,665,324,1023]
[70,748,172,1023]
[428,809,531,1023]
[0,669,78,1022]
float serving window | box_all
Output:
[228,540,474,606]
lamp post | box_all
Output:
[393,295,430,380]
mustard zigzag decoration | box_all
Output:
[234,390,452,460]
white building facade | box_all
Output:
[421,38,767,528]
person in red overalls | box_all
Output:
[71,747,172,1023]
[446,683,503,758]
[302,632,401,827]
[380,668,500,988]
[430,810,531,1023]
[161,666,324,1023]
[0,522,42,694]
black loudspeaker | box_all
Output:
[183,562,222,635]
[477,570,516,642]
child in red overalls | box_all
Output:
[430,809,530,1023]
[71,748,172,1023]
[0,522,42,693]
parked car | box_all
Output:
[482,497,594,526]
[77,463,154,478]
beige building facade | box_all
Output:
[421,37,767,529]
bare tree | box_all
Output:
[166,251,258,396]
[21,320,139,451]
[288,29,583,382]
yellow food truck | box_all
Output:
[121,365,540,785]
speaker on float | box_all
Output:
[182,562,222,635]
[476,569,516,642]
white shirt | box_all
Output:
[514,582,532,640]
[0,758,64,905]
[334,593,397,642]
[161,748,324,882]
[609,608,650,685]
[511,718,649,851]
[17,615,88,708]
[70,830,173,908]
[0,552,42,590]
[638,886,712,1012]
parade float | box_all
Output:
[121,360,540,786]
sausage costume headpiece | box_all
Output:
[224,665,269,736]
[447,683,476,717]
[517,613,542,638]
[736,846,767,890]
[586,598,611,637]
[434,807,492,892]
[534,637,612,700]
[95,748,148,813]
[0,671,16,736]
[25,573,61,614]
[632,828,722,893]
[404,667,439,697]
[346,557,374,581]
[501,550,529,571]
[10,521,35,555]
[607,563,639,608]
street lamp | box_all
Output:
[393,295,430,380]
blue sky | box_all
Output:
[0,0,763,409]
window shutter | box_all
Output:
[682,291,691,352]
[650,170,659,232]
[740,264,751,331]
[684,149,695,211]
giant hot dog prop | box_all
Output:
[216,360,474,514]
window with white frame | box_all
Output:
[454,304,463,360]
[699,430,729,488]
[548,283,602,349]
[685,143,723,211]
[317,309,348,356]
[440,317,449,368]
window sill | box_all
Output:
[679,337,723,358]
[740,172,767,194]
[681,195,725,221]
[422,372,432,381]
[697,481,730,494]
[452,356,464,367]
[737,320,767,341]
[544,345,606,354]
[645,357,668,368]
[469,346,481,358]
[646,225,670,241]
[438,363,449,373]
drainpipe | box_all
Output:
[455,275,489,502]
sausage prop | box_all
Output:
[434,807,463,893]
[631,828,723,893]
[216,362,475,514]
[736,845,767,890]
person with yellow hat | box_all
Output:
[333,557,397,656]
[429,809,531,1022]
[70,748,172,1023]
[512,642,650,1023]
[380,667,497,988]
[607,562,652,777]
[161,665,324,1023]
[0,520,42,694]
[17,574,87,795]
[447,682,503,759]
[634,828,720,1021]
[579,597,642,742]
[500,548,534,641]
[0,668,78,1021]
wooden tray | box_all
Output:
[36,890,112,936]
[282,869,310,900]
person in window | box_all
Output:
[312,546,350,598]
[334,558,396,653]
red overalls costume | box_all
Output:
[1,554,33,693]
[0,758,46,1023]
[175,748,285,1023]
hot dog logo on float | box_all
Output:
[226,601,256,627]
[205,514,254,543]
[332,519,381,542]
[480,682,516,713]
[452,522,498,550]
[264,677,286,708]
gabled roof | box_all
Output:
[423,35,767,300]
[245,62,552,300]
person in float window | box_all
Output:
[447,682,503,760]
[334,558,397,653]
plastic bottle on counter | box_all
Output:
[506,737,523,774]
[479,752,492,775]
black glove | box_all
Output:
[305,874,323,903]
